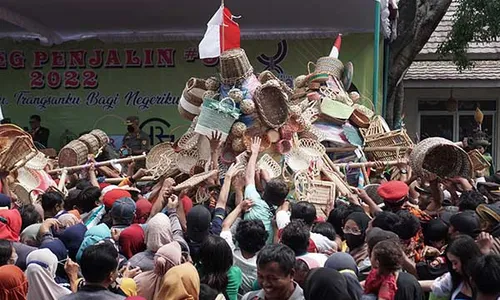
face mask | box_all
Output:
[345,233,365,250]
[127,125,135,133]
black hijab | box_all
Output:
[304,268,352,300]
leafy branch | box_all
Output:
[438,0,500,71]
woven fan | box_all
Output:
[174,169,218,191]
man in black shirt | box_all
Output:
[29,115,50,147]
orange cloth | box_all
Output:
[0,265,28,300]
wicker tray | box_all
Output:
[254,80,289,129]
[257,154,282,179]
[308,180,336,218]
[298,138,326,160]
[146,142,175,170]
[468,149,491,171]
[364,129,413,161]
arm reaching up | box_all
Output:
[216,163,245,210]
[245,137,261,186]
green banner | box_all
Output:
[0,34,376,150]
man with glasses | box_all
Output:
[29,114,50,148]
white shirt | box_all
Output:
[220,230,258,297]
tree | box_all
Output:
[438,0,500,70]
[386,0,452,127]
[386,0,500,127]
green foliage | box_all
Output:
[438,0,500,70]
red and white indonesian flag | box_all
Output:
[199,6,241,59]
[329,34,342,58]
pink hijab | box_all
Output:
[135,241,182,300]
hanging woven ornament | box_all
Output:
[231,122,247,137]
[205,77,220,91]
[203,90,217,100]
[240,99,255,114]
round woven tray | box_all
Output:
[254,80,289,129]
[410,137,473,180]
[146,142,175,170]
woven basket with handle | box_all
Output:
[195,97,240,141]
[365,129,413,161]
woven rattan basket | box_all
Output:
[410,137,473,180]
[254,80,289,129]
[89,129,109,148]
[220,48,254,85]
[183,78,207,107]
[309,57,344,79]
[359,116,390,138]
[79,134,100,154]
[258,70,293,98]
[364,129,413,161]
[58,140,89,168]
[0,136,37,172]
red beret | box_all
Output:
[103,189,132,208]
[377,181,409,202]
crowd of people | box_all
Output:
[0,133,499,300]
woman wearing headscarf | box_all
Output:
[135,241,182,300]
[119,224,147,259]
[134,199,152,224]
[40,239,70,288]
[58,213,81,228]
[0,264,28,300]
[59,223,87,261]
[0,209,22,241]
[155,263,200,300]
[325,252,363,300]
[303,268,352,300]
[25,248,71,300]
[343,212,371,267]
[75,223,111,262]
[129,213,173,271]
[20,224,42,247]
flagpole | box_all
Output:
[221,0,225,53]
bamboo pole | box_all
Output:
[326,141,463,153]
[104,176,155,184]
[47,154,146,174]
[333,160,400,169]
